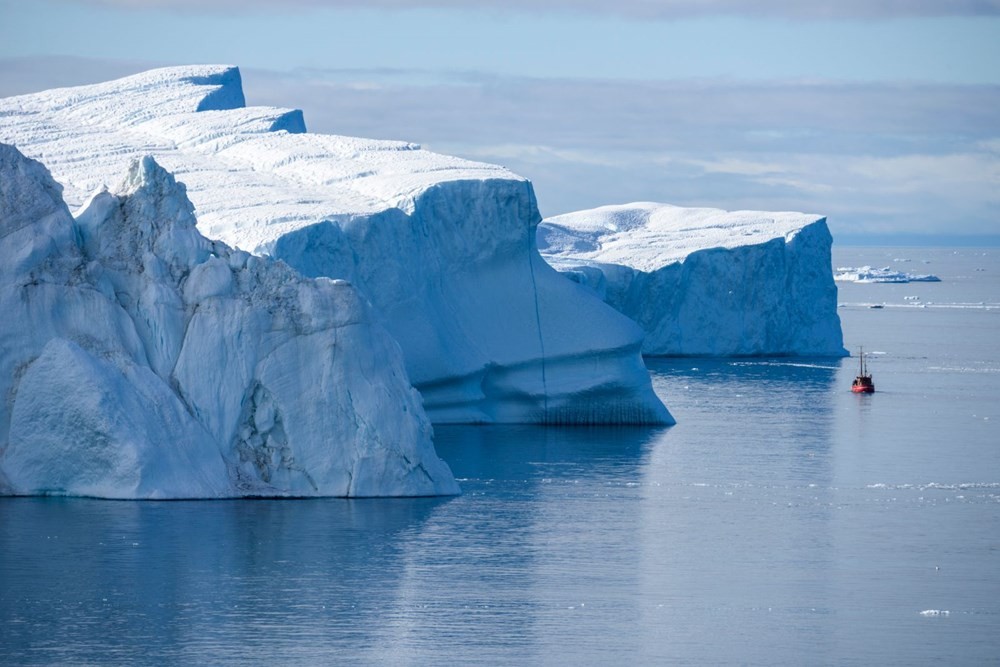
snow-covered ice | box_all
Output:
[0,65,671,425]
[538,202,846,357]
[0,143,458,498]
[834,266,941,283]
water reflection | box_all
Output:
[0,497,447,665]
[4,348,996,664]
[646,357,841,483]
[638,358,842,662]
[390,425,669,664]
[434,423,666,484]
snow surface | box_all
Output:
[539,202,846,357]
[834,266,942,283]
[0,65,671,424]
[0,143,458,498]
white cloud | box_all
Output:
[686,158,786,177]
[846,153,1000,195]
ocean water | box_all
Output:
[2,247,998,665]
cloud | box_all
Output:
[446,142,999,236]
[2,56,998,240]
[245,69,1000,156]
[241,67,1000,236]
[45,0,1000,19]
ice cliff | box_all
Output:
[0,65,671,425]
[539,203,846,357]
[0,143,458,498]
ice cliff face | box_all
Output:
[539,203,846,357]
[0,65,671,424]
[0,143,458,498]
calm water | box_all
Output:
[2,247,999,665]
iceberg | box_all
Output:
[538,202,846,357]
[0,143,458,498]
[0,65,671,425]
[834,266,941,283]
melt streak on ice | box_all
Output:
[0,65,671,425]
[539,202,846,357]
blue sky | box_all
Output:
[1,0,998,242]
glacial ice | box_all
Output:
[834,266,941,283]
[538,202,846,357]
[0,65,671,425]
[0,143,458,498]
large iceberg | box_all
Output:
[0,143,458,498]
[539,202,846,357]
[0,65,671,425]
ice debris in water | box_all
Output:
[834,266,941,283]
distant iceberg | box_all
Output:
[0,143,458,499]
[539,202,847,357]
[0,65,671,425]
[834,266,941,283]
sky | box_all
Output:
[1,0,998,243]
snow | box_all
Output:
[834,266,942,283]
[539,202,846,357]
[0,65,671,425]
[0,143,458,498]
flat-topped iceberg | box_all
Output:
[0,143,458,498]
[0,65,671,425]
[834,266,941,283]
[539,202,846,357]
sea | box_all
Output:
[1,247,998,666]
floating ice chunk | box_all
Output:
[539,202,845,357]
[834,266,941,283]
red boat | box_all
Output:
[852,347,875,393]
